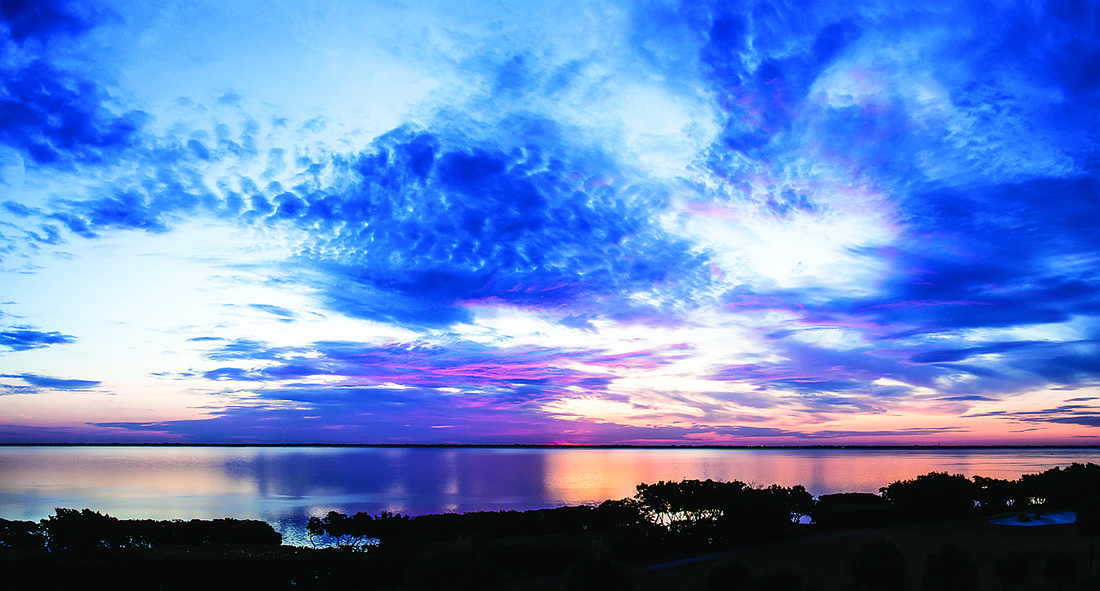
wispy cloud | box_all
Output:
[0,328,76,351]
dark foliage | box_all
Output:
[404,540,501,591]
[972,476,1023,511]
[1019,463,1100,507]
[6,465,1100,589]
[879,472,976,519]
[40,508,281,552]
[850,535,906,591]
[1076,495,1100,579]
[874,463,1100,522]
[813,493,897,529]
[0,518,45,551]
[991,549,1028,590]
[921,543,978,591]
[633,479,811,538]
[563,552,634,591]
[704,557,755,591]
[1041,550,1077,590]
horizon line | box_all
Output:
[2,442,1099,449]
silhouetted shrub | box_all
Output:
[813,493,896,528]
[851,535,905,591]
[921,543,977,591]
[1077,495,1100,579]
[563,552,633,591]
[0,518,45,552]
[991,549,1028,590]
[1041,551,1077,591]
[405,541,500,591]
[704,557,755,590]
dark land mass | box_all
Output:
[3,463,1100,590]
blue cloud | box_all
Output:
[0,0,101,43]
[0,0,146,171]
[0,328,75,351]
[272,121,712,327]
[249,304,297,320]
[1,373,100,390]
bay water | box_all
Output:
[2,445,1096,546]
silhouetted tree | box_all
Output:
[634,479,733,528]
[973,476,1020,511]
[921,543,977,591]
[1041,551,1077,591]
[41,508,124,551]
[308,510,377,549]
[1022,463,1100,508]
[992,549,1028,590]
[591,498,648,532]
[786,485,816,523]
[0,518,45,552]
[880,472,976,519]
[851,535,906,591]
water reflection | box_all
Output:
[1,446,1096,546]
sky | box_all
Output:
[1,0,1099,445]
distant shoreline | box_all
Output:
[1,442,1098,449]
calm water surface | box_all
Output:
[1,446,1096,546]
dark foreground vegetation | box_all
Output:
[2,463,1100,590]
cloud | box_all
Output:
[0,373,100,390]
[0,328,76,351]
[286,121,711,327]
[0,0,101,43]
[40,116,713,328]
[196,337,668,394]
[3,0,1100,443]
[0,0,147,170]
[248,304,297,321]
[971,403,1100,430]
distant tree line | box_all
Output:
[3,463,1098,590]
[305,479,813,554]
[815,462,1100,528]
[0,508,281,552]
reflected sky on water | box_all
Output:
[2,446,1097,546]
